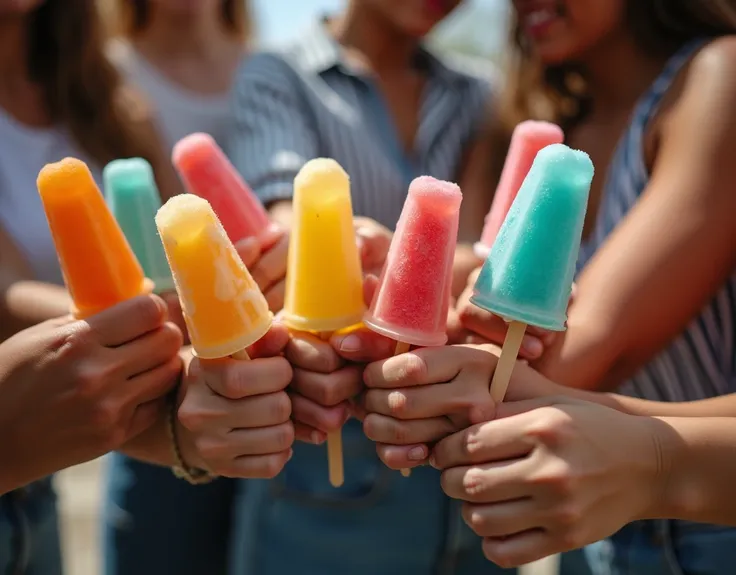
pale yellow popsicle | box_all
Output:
[282,158,365,333]
[156,194,272,359]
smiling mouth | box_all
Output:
[517,1,565,37]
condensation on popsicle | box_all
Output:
[474,121,564,258]
[38,157,149,319]
[156,194,272,359]
[172,133,271,243]
[105,158,175,294]
[282,158,365,333]
[471,144,594,331]
[364,176,462,348]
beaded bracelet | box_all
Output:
[167,391,216,485]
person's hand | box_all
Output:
[432,396,666,568]
[360,344,562,469]
[176,322,294,478]
[160,291,190,345]
[235,223,289,313]
[0,295,182,493]
[354,217,392,277]
[286,276,395,444]
[454,268,573,360]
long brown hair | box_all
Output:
[499,0,736,134]
[27,0,160,166]
[111,0,251,42]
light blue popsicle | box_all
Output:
[470,144,594,331]
[104,158,175,294]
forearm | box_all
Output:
[648,416,736,526]
[1,282,71,339]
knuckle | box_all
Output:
[193,436,225,463]
[177,401,209,432]
[275,422,296,450]
[263,454,286,479]
[552,503,584,529]
[221,366,248,399]
[460,427,483,460]
[531,460,576,497]
[89,400,121,436]
[463,504,489,534]
[401,354,428,384]
[129,295,164,328]
[461,467,489,499]
[483,542,518,570]
[529,407,576,447]
[160,323,184,352]
[386,391,410,418]
[270,392,292,423]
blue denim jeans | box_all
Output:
[228,420,516,575]
[0,477,63,575]
[580,520,736,575]
[102,453,236,575]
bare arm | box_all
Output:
[535,39,736,391]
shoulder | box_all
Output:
[676,37,736,118]
[233,50,305,93]
[428,49,499,96]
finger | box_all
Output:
[224,450,293,479]
[290,393,348,434]
[123,356,182,410]
[494,396,587,420]
[363,412,456,444]
[247,322,290,359]
[115,322,183,379]
[204,422,295,459]
[293,422,327,445]
[256,223,286,252]
[364,383,495,423]
[84,294,167,347]
[291,364,364,407]
[461,500,541,539]
[362,274,379,307]
[198,356,293,399]
[482,530,559,569]
[220,391,292,429]
[331,328,396,363]
[264,280,285,313]
[375,443,430,470]
[251,233,288,291]
[458,305,544,360]
[431,419,534,470]
[126,395,170,440]
[161,292,190,345]
[285,333,343,373]
[440,461,532,503]
[234,237,261,268]
[363,346,481,389]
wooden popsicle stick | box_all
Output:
[393,340,412,477]
[489,321,527,403]
[319,331,344,487]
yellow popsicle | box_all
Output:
[156,194,272,359]
[282,158,365,333]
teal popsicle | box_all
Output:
[471,144,593,402]
[104,158,175,294]
[471,143,593,330]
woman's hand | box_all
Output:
[235,224,289,313]
[0,295,182,493]
[176,323,295,478]
[354,216,392,277]
[432,396,667,568]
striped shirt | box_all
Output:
[228,20,493,230]
[577,40,736,402]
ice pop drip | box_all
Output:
[105,158,174,293]
[37,158,149,319]
[471,144,594,331]
[365,176,462,347]
[475,121,564,257]
[282,158,365,333]
[156,194,272,359]
[172,133,270,243]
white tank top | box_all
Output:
[110,41,236,150]
[0,108,100,285]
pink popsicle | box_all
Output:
[172,133,270,243]
[474,121,564,257]
[364,176,462,347]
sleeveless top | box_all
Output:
[576,40,736,402]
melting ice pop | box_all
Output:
[38,158,150,319]
[471,144,593,402]
[282,158,365,488]
[105,158,174,294]
[475,121,564,258]
[172,133,271,243]
[156,194,272,359]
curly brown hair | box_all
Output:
[27,0,161,166]
[500,0,736,134]
[110,0,251,42]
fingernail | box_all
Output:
[522,335,543,357]
[408,446,427,461]
[310,431,326,445]
[338,334,362,353]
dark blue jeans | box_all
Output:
[0,478,63,575]
[102,453,236,575]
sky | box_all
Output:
[253,0,503,47]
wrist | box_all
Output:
[635,415,682,520]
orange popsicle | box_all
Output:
[37,158,150,318]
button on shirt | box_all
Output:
[229,20,494,230]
